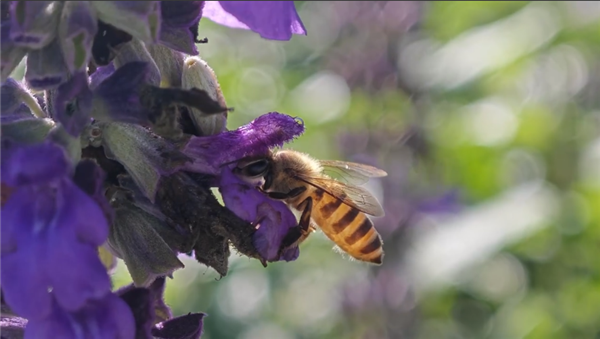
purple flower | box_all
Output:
[51,72,93,136]
[184,112,305,262]
[416,189,463,215]
[183,112,305,174]
[159,1,205,55]
[24,293,135,339]
[58,1,98,73]
[1,1,309,335]
[0,142,111,320]
[1,18,28,82]
[219,168,299,262]
[90,62,152,125]
[93,2,161,44]
[89,63,116,90]
[8,1,62,49]
[25,39,68,90]
[203,1,306,40]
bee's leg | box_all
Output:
[262,186,306,200]
[278,197,314,257]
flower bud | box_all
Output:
[0,25,27,82]
[92,2,161,44]
[146,44,184,87]
[99,122,191,201]
[112,39,161,86]
[58,1,98,73]
[181,56,227,136]
[108,189,184,287]
[158,1,204,55]
[25,39,68,90]
[9,1,62,49]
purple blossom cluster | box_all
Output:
[0,1,306,338]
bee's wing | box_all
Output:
[295,175,385,217]
[319,160,387,185]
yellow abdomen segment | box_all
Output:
[310,192,383,264]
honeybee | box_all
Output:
[233,150,387,265]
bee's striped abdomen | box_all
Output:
[312,193,384,265]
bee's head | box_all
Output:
[232,156,274,190]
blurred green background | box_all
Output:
[110,1,600,339]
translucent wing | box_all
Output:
[295,175,385,217]
[320,160,387,185]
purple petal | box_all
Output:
[161,1,204,28]
[48,238,111,312]
[0,189,53,320]
[91,62,150,124]
[1,179,111,317]
[203,1,306,40]
[218,168,299,262]
[24,293,135,339]
[0,142,112,319]
[89,63,115,90]
[117,287,154,339]
[218,169,259,222]
[44,179,110,310]
[9,1,61,49]
[1,141,70,187]
[22,301,73,339]
[0,1,9,22]
[159,25,198,55]
[58,1,98,72]
[253,201,300,262]
[158,1,204,54]
[52,72,93,136]
[417,190,463,215]
[57,179,109,250]
[73,160,114,224]
[183,112,304,174]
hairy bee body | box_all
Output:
[258,150,385,264]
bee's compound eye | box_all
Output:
[244,159,269,177]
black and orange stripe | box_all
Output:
[309,192,384,265]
